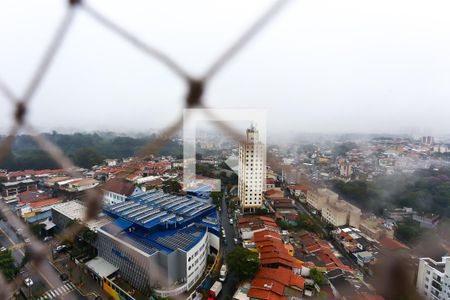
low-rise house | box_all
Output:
[354,251,375,267]
[20,197,64,223]
[102,178,142,205]
[254,230,303,271]
[247,267,305,300]
[239,216,279,240]
[104,159,118,167]
[66,178,99,192]
[44,176,71,188]
[1,179,37,198]
[286,184,307,199]
[266,178,276,190]
[300,232,353,273]
[359,216,394,240]
[379,237,409,254]
[265,188,284,199]
[413,213,440,229]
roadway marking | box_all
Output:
[8,242,25,251]
[0,226,24,255]
[38,282,76,300]
[0,225,58,291]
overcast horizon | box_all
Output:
[1,0,450,136]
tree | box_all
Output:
[81,228,97,244]
[310,268,326,285]
[0,250,18,280]
[396,219,423,244]
[210,191,223,207]
[29,222,46,237]
[20,248,31,268]
[162,180,182,194]
[71,147,104,168]
[226,247,260,281]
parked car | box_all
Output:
[229,218,233,225]
[55,245,68,253]
[0,247,7,252]
[59,273,69,282]
[219,264,228,282]
[24,277,33,287]
[234,238,239,245]
[43,236,53,242]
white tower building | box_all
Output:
[238,125,266,211]
[416,256,450,299]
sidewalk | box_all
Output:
[51,254,109,299]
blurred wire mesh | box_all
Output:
[0,0,291,298]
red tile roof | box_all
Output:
[248,267,304,300]
[380,237,409,251]
[8,169,65,177]
[28,197,63,208]
[301,232,352,272]
[265,189,284,197]
[287,185,308,192]
[266,178,276,184]
[254,230,303,269]
[103,178,136,196]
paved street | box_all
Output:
[0,220,24,263]
[0,220,85,299]
[217,193,239,300]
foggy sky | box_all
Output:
[1,0,450,136]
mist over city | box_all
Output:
[1,1,450,300]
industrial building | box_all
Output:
[53,190,220,297]
[100,190,220,296]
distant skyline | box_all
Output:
[1,0,450,135]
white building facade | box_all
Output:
[416,256,450,300]
[238,126,266,210]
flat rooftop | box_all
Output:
[101,190,220,253]
[104,190,216,230]
[85,256,119,278]
[52,201,111,231]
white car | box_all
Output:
[24,277,33,287]
[229,218,233,225]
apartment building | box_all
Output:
[306,188,338,212]
[416,256,450,300]
[1,179,37,198]
[322,200,361,228]
[238,125,266,210]
[307,188,362,228]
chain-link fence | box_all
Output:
[0,0,291,299]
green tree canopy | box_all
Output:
[226,247,260,281]
[71,147,104,168]
[310,268,326,285]
[0,250,18,281]
[210,191,223,207]
[162,180,182,194]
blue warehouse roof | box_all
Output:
[101,190,220,253]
